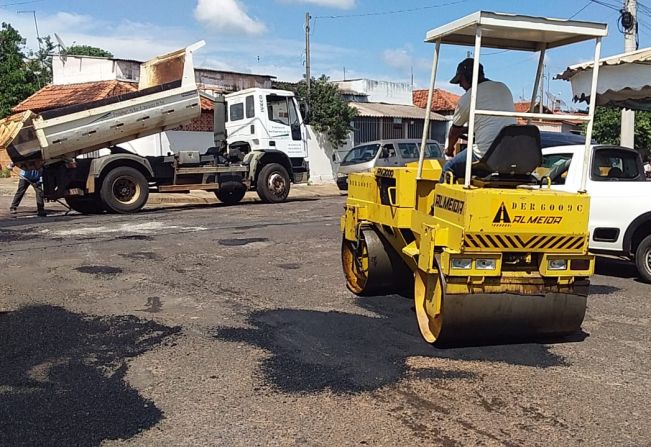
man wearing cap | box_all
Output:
[441,58,516,181]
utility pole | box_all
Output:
[539,66,545,114]
[621,0,637,148]
[305,12,311,97]
[18,10,42,88]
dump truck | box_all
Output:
[0,42,309,214]
[341,11,607,344]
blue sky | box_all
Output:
[1,0,647,106]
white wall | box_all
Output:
[335,79,413,105]
[306,125,353,183]
[81,131,215,158]
[52,57,140,85]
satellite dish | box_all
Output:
[54,33,68,61]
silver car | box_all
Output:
[336,139,443,190]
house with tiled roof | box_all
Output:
[331,79,448,148]
[412,89,461,116]
[513,101,582,133]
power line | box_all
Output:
[314,0,469,19]
[0,0,43,6]
[569,1,594,19]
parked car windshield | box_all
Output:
[341,144,381,165]
[397,142,443,159]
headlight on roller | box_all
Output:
[337,173,348,178]
[476,258,497,270]
[451,258,472,270]
[548,259,568,270]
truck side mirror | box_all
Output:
[299,102,310,124]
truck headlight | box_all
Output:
[451,258,472,269]
[548,259,568,270]
[476,258,497,270]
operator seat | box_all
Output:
[471,125,542,187]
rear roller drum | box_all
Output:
[341,227,396,295]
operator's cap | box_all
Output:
[450,58,484,84]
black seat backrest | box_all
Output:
[473,125,542,176]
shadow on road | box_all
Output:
[214,294,571,395]
[0,305,180,447]
[595,256,639,280]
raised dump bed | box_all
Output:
[0,42,204,170]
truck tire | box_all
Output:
[215,181,246,205]
[634,234,651,283]
[65,196,105,214]
[256,163,290,203]
[100,166,149,213]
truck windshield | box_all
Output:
[267,95,298,126]
[341,144,381,165]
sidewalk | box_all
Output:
[0,177,343,207]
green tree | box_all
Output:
[64,45,113,58]
[26,35,56,86]
[586,106,651,157]
[0,22,39,117]
[276,75,357,148]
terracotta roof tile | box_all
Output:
[413,89,460,113]
[12,80,216,115]
[12,81,139,113]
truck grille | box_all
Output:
[464,234,586,252]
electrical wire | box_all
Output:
[569,1,593,19]
[0,0,43,6]
[314,0,469,19]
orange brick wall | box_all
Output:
[177,111,214,132]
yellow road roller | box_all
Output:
[341,12,607,344]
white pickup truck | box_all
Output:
[542,142,651,282]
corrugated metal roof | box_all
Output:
[557,47,651,80]
[351,102,447,121]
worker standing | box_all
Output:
[8,163,46,217]
[441,58,516,181]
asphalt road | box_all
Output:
[0,196,649,447]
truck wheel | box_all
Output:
[100,166,149,213]
[65,196,105,214]
[256,163,290,203]
[215,182,246,205]
[634,234,651,283]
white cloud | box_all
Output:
[282,0,355,9]
[194,0,266,36]
[383,48,412,70]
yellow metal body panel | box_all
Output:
[343,164,595,281]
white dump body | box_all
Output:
[0,42,204,169]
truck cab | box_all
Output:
[225,88,307,161]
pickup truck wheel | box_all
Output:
[215,181,246,205]
[65,196,105,214]
[634,234,651,283]
[256,163,290,203]
[100,166,149,213]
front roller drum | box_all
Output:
[414,267,588,344]
[341,227,397,295]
